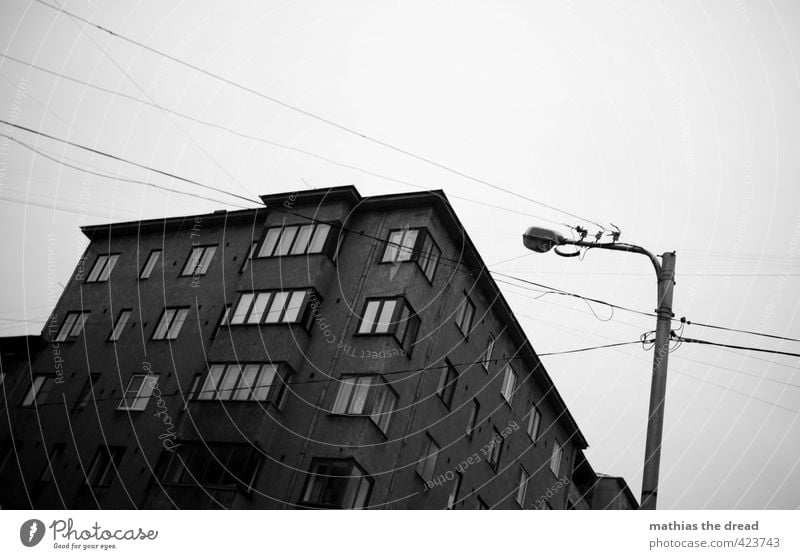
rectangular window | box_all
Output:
[139,250,161,279]
[85,446,125,487]
[454,295,475,336]
[356,297,420,353]
[54,311,90,342]
[300,458,373,509]
[86,254,119,283]
[108,309,132,341]
[160,442,261,490]
[21,376,55,407]
[257,223,331,258]
[447,471,463,510]
[527,404,542,442]
[39,443,66,483]
[416,434,439,482]
[516,466,529,506]
[240,242,258,273]
[152,307,189,340]
[488,428,503,469]
[331,375,398,434]
[437,361,458,408]
[74,374,100,410]
[195,363,291,408]
[466,399,480,437]
[381,227,441,282]
[482,335,496,371]
[550,440,563,476]
[181,245,217,276]
[117,374,158,411]
[501,364,517,404]
[228,290,312,326]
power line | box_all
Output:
[679,317,800,345]
[31,0,607,230]
[674,336,800,359]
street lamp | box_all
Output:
[522,226,676,510]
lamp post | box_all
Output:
[522,226,676,510]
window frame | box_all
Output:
[482,334,496,371]
[117,373,159,411]
[298,457,373,510]
[85,446,125,488]
[330,374,399,434]
[193,362,292,409]
[73,373,100,411]
[85,253,120,283]
[159,442,262,492]
[108,309,132,342]
[447,471,463,510]
[454,294,475,337]
[436,360,458,409]
[39,443,66,483]
[180,244,217,277]
[380,227,441,283]
[516,466,529,507]
[226,289,315,328]
[500,364,517,404]
[527,403,542,443]
[415,433,439,483]
[54,311,90,342]
[21,375,55,407]
[151,307,190,340]
[466,398,480,438]
[139,249,161,279]
[487,427,504,470]
[355,296,420,354]
[255,222,334,259]
[550,439,563,477]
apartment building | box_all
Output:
[0,185,636,509]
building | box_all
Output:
[0,185,636,509]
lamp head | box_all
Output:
[522,226,567,253]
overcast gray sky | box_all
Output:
[1,0,799,509]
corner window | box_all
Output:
[181,245,217,276]
[331,374,398,434]
[139,249,161,279]
[54,311,90,342]
[21,376,55,407]
[436,360,458,408]
[416,434,439,482]
[152,307,189,340]
[117,374,158,411]
[85,446,125,487]
[160,442,261,490]
[257,223,331,258]
[108,309,132,341]
[195,363,292,408]
[550,440,563,476]
[454,295,475,336]
[300,458,373,509]
[527,404,542,442]
[86,254,119,283]
[501,364,517,404]
[356,297,420,353]
[381,227,440,282]
[228,289,313,327]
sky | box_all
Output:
[1,0,799,509]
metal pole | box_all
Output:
[640,251,676,510]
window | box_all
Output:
[487,428,503,469]
[139,250,161,279]
[447,472,463,510]
[381,227,441,282]
[257,223,331,258]
[331,375,398,433]
[550,440,563,476]
[195,363,292,408]
[501,364,517,404]
[516,466,529,506]
[152,308,189,340]
[240,242,258,273]
[21,376,55,406]
[39,443,66,483]
[527,404,542,442]
[466,399,480,437]
[228,290,313,326]
[299,458,373,509]
[0,440,20,476]
[482,335,496,370]
[454,295,475,336]
[436,361,458,408]
[108,309,132,341]
[357,297,420,353]
[86,254,119,283]
[477,496,489,510]
[118,374,158,411]
[160,442,261,490]
[85,446,125,487]
[74,374,100,410]
[181,245,217,276]
[54,311,90,342]
[416,434,439,482]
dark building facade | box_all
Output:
[0,185,636,509]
